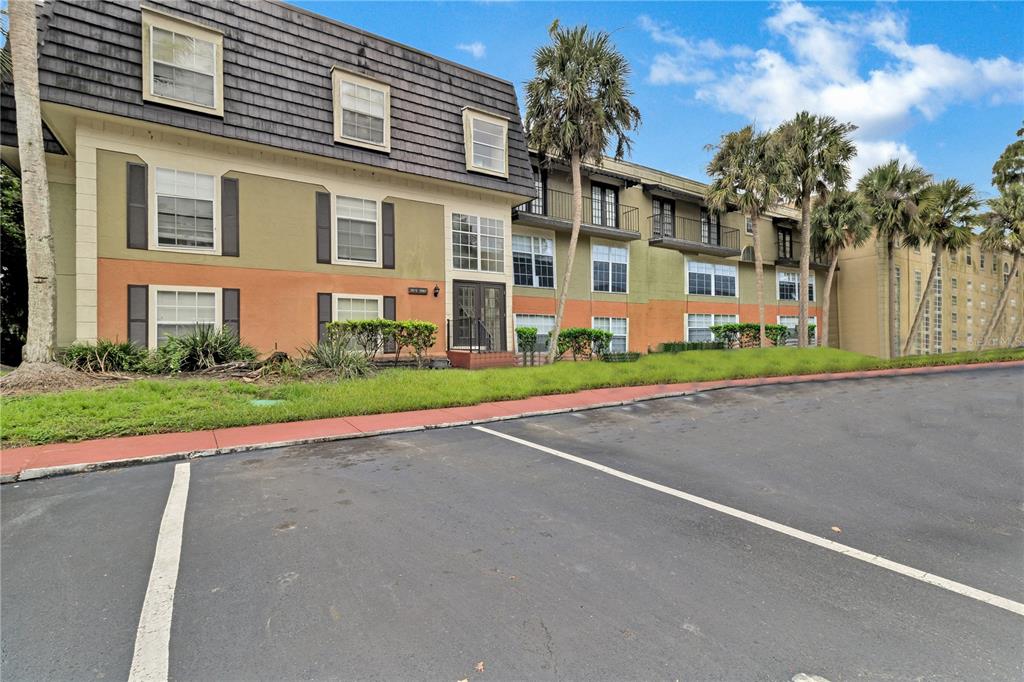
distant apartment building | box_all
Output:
[2,0,833,362]
[837,238,1023,358]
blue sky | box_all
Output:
[298,1,1024,197]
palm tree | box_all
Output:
[8,0,57,366]
[901,179,978,355]
[856,161,932,358]
[773,112,857,347]
[978,185,1024,347]
[524,20,640,362]
[705,126,784,347]
[811,188,870,347]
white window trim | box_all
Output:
[330,293,384,321]
[513,313,556,352]
[590,240,629,295]
[462,107,509,178]
[684,313,738,342]
[331,67,392,153]
[332,195,382,268]
[451,212,507,274]
[511,231,556,288]
[777,314,818,341]
[591,316,629,352]
[150,166,221,256]
[776,269,814,302]
[147,285,222,351]
[141,7,224,116]
[685,258,739,298]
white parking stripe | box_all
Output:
[129,462,191,681]
[474,425,1024,617]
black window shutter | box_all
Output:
[222,177,239,257]
[317,292,332,342]
[127,163,148,249]
[316,192,331,263]
[382,201,395,269]
[383,295,397,353]
[127,284,148,346]
[223,288,240,338]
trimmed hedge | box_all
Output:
[325,318,439,367]
[659,341,726,353]
[602,351,641,363]
[556,327,614,360]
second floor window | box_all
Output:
[151,27,216,109]
[591,183,618,228]
[592,243,627,293]
[336,196,378,263]
[688,262,737,297]
[155,168,215,250]
[512,234,554,288]
[452,213,504,272]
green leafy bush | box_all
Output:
[709,323,790,347]
[659,341,726,352]
[556,327,614,360]
[601,351,641,363]
[394,320,438,368]
[149,327,257,373]
[328,319,399,361]
[516,327,538,354]
[61,339,148,372]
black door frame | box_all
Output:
[452,279,507,351]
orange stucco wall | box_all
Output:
[98,258,447,355]
[513,294,821,352]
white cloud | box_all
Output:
[639,1,1024,180]
[456,41,487,59]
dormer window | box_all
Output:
[463,108,508,177]
[141,8,223,115]
[332,68,391,152]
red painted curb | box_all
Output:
[3,360,1021,481]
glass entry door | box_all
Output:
[452,281,506,351]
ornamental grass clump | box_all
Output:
[61,339,148,373]
[149,326,257,373]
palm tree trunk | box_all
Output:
[750,211,767,347]
[820,248,839,348]
[798,188,811,347]
[888,237,899,358]
[979,251,1021,348]
[902,243,941,355]
[10,0,57,364]
[547,152,583,363]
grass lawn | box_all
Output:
[2,347,1021,447]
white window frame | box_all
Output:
[745,216,754,235]
[331,293,384,322]
[686,260,739,297]
[141,8,223,116]
[592,316,629,353]
[591,240,629,294]
[777,315,818,343]
[451,212,506,273]
[332,67,391,152]
[332,195,381,267]
[151,166,220,255]
[513,314,556,352]
[776,269,814,302]
[462,107,509,178]
[511,233,556,288]
[685,313,737,342]
[148,285,222,350]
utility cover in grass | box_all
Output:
[250,399,284,407]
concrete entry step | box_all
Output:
[446,350,518,369]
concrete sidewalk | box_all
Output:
[3,360,1021,482]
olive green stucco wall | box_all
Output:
[52,180,77,346]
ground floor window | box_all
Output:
[686,313,737,342]
[778,315,817,344]
[154,287,219,346]
[592,316,628,352]
[334,295,382,322]
[513,314,555,352]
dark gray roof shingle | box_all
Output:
[35,0,534,197]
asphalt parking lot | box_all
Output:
[2,366,1022,680]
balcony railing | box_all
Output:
[516,187,640,234]
[648,215,740,252]
[777,242,830,267]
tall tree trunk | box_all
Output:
[798,188,811,347]
[820,248,839,348]
[979,250,1021,348]
[903,243,941,355]
[888,237,899,358]
[10,0,57,364]
[750,210,767,347]
[547,152,583,363]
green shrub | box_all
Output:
[394,320,438,368]
[556,327,614,360]
[149,327,257,373]
[516,327,538,354]
[328,319,399,361]
[709,323,791,347]
[659,341,726,352]
[61,339,148,372]
[601,351,641,363]
[301,331,373,378]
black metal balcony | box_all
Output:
[647,215,741,257]
[776,242,832,270]
[514,187,641,241]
